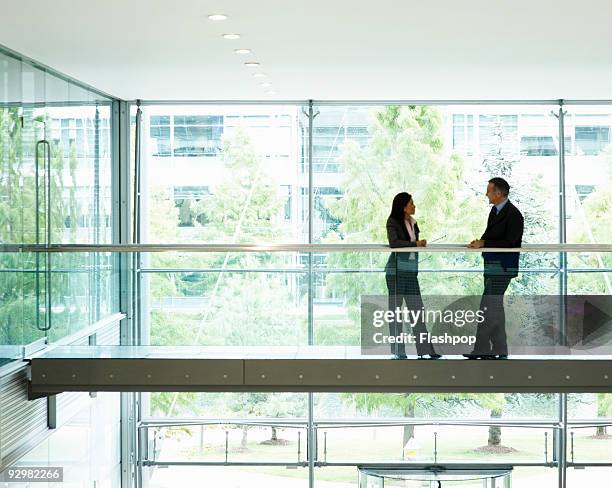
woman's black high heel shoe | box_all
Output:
[418,353,443,360]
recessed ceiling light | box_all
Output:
[244,61,260,67]
[222,33,240,40]
[259,82,273,87]
[252,73,267,78]
[234,48,252,54]
[208,14,227,21]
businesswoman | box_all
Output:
[384,192,441,359]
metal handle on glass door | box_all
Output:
[35,140,52,331]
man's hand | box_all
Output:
[467,239,485,248]
[416,239,427,247]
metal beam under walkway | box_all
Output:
[26,346,612,398]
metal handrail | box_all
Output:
[3,243,612,253]
[138,417,562,429]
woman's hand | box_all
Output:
[416,239,427,247]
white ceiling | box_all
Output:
[2,0,612,101]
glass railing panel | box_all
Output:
[146,423,307,464]
[316,424,554,464]
[3,245,612,364]
[0,249,120,366]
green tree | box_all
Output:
[565,150,612,435]
[477,118,554,294]
[323,106,483,305]
[149,126,304,419]
[227,392,268,449]
[567,148,612,293]
[255,394,307,444]
[476,394,510,451]
[323,107,563,449]
[344,392,476,451]
[467,120,554,448]
[319,106,484,447]
[199,126,286,244]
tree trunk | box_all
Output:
[271,426,278,441]
[488,408,502,446]
[596,394,608,436]
[241,426,248,448]
[403,399,415,449]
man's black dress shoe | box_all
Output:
[462,352,499,359]
[497,354,508,360]
[392,354,407,360]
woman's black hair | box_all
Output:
[389,192,412,222]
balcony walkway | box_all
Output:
[26,345,612,398]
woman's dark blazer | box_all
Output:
[384,216,420,274]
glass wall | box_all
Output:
[565,106,612,295]
[135,105,308,348]
[132,101,612,488]
[138,104,306,244]
[134,103,581,350]
[0,46,121,488]
[0,48,119,365]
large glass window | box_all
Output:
[140,105,306,244]
[137,105,308,353]
[575,125,611,156]
[566,107,612,244]
[173,115,223,157]
[0,49,118,358]
[308,104,560,346]
[128,102,612,488]
[565,107,612,297]
[150,115,171,156]
[453,113,474,155]
[0,46,121,488]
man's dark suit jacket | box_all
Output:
[385,216,420,274]
[481,200,524,277]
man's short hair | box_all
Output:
[488,177,510,197]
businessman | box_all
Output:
[464,177,524,360]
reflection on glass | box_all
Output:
[0,48,117,360]
[566,107,612,299]
[139,105,306,244]
[312,105,559,244]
